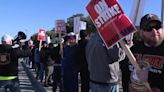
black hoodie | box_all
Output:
[0,44,31,76]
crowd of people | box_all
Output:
[25,30,90,92]
[0,13,164,92]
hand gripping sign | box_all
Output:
[86,0,151,91]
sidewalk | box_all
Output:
[18,62,34,92]
[19,60,123,92]
[18,60,48,92]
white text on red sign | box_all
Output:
[94,0,121,28]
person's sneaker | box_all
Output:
[35,76,39,80]
[40,80,43,83]
[44,83,49,87]
[47,82,53,86]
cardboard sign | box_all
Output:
[73,17,81,33]
[86,0,136,48]
[80,21,87,30]
[37,29,46,41]
[74,17,87,33]
[55,20,67,33]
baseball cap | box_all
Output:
[67,32,76,39]
[140,14,161,30]
[1,34,13,42]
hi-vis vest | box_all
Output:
[0,76,17,80]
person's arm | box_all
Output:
[120,57,131,92]
[12,45,31,58]
[107,43,125,62]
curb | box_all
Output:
[21,62,46,92]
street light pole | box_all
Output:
[162,0,164,30]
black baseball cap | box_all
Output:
[140,14,161,30]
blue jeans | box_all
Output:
[90,82,119,92]
[0,77,20,92]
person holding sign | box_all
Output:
[86,32,125,92]
[76,30,90,92]
[61,32,79,92]
[120,14,164,92]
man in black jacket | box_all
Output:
[0,34,31,92]
[76,30,90,92]
[121,14,164,92]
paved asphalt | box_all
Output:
[18,60,123,92]
[18,61,52,92]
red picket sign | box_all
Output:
[37,29,46,41]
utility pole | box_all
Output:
[162,0,164,29]
[125,0,145,43]
[129,0,145,26]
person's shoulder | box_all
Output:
[157,40,164,48]
[131,40,144,50]
[1,44,12,49]
[161,40,164,45]
[0,44,12,52]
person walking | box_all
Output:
[86,32,125,92]
[76,30,90,92]
[0,34,31,92]
[52,43,62,92]
[61,32,79,92]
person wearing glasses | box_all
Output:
[120,13,164,92]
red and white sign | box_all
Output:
[55,20,67,33]
[86,0,136,48]
[37,29,46,41]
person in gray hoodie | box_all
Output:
[86,32,125,92]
